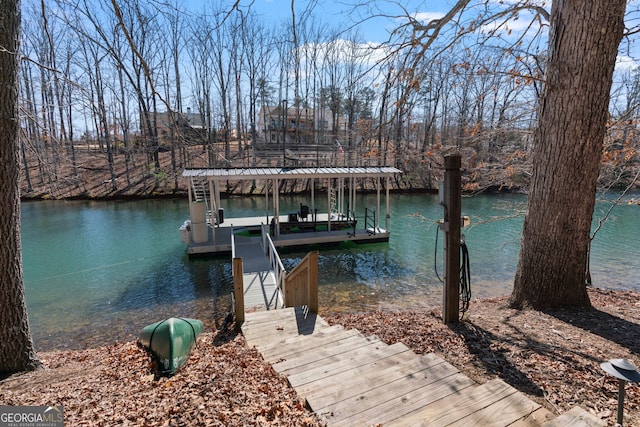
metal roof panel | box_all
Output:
[182,166,402,180]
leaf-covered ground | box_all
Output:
[1,287,638,426]
[0,330,322,426]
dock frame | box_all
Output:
[180,167,402,256]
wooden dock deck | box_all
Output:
[187,214,389,256]
[242,307,605,427]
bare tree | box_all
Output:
[242,13,269,164]
[0,0,42,374]
[211,9,233,164]
[186,14,215,159]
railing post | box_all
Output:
[443,154,461,325]
[233,257,244,323]
[309,251,319,313]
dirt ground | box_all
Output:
[17,141,526,200]
[1,287,638,426]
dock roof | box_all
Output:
[182,166,402,181]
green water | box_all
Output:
[20,193,640,351]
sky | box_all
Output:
[234,0,640,75]
[229,0,452,43]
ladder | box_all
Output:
[329,188,338,216]
[190,177,212,224]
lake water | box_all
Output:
[20,192,640,351]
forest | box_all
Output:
[17,0,640,199]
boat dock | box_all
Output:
[241,307,605,426]
[179,167,402,256]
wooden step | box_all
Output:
[542,406,605,427]
[329,373,475,426]
[260,328,360,361]
[319,359,470,425]
[248,323,343,355]
[446,386,541,427]
[302,352,446,407]
[243,310,329,345]
[385,378,529,427]
[256,323,345,352]
[287,341,411,388]
[274,335,384,375]
[510,407,555,426]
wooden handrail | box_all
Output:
[233,257,244,323]
[263,226,286,308]
[283,251,318,313]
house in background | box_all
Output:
[256,105,347,146]
[155,107,208,145]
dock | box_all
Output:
[241,307,605,426]
[179,166,401,256]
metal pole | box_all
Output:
[443,154,461,324]
[281,100,287,166]
[618,379,626,425]
[385,176,390,232]
[274,178,280,238]
[376,176,381,230]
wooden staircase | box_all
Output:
[242,307,605,427]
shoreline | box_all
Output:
[23,287,640,353]
[18,186,449,203]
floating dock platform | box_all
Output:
[179,167,402,256]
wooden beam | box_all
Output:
[308,251,319,314]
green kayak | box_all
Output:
[138,317,204,374]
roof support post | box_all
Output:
[274,178,280,238]
[385,176,390,232]
[351,175,356,220]
[327,178,332,231]
[376,176,381,230]
[310,177,315,217]
[265,178,270,224]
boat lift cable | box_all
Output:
[434,225,444,284]
[434,226,472,317]
[460,237,471,316]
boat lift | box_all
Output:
[180,166,402,256]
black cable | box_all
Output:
[460,238,471,317]
[434,224,444,283]
[434,223,472,318]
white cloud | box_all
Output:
[479,10,546,37]
[411,12,446,24]
[615,55,640,72]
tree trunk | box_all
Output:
[0,0,42,374]
[511,0,625,309]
